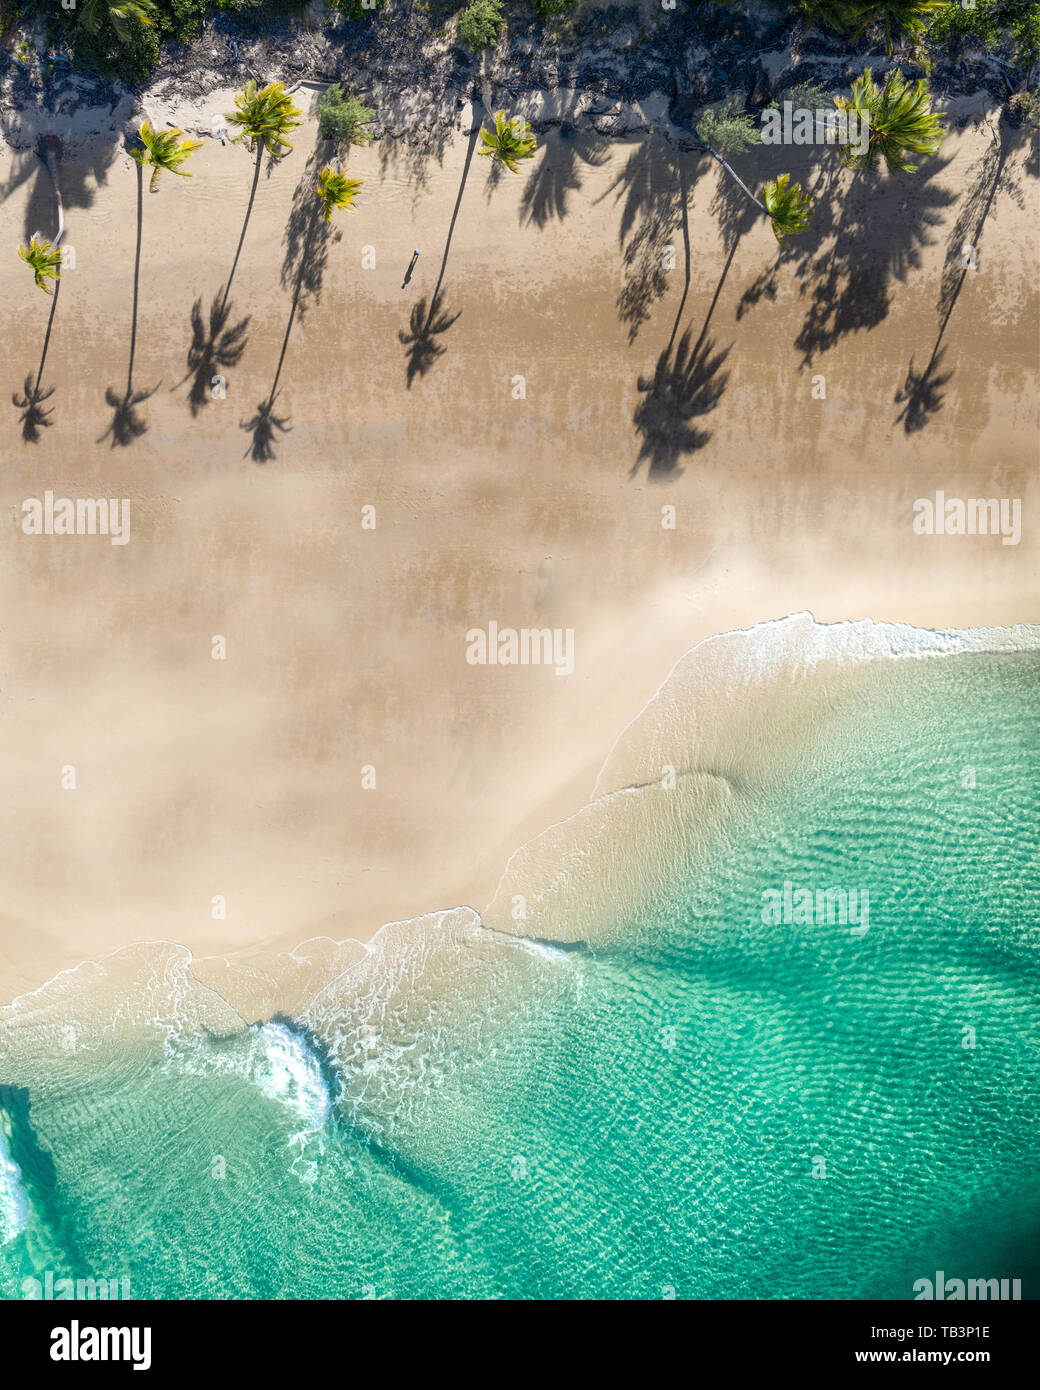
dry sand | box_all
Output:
[0,95,1036,1003]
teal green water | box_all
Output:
[1,647,1038,1299]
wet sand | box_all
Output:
[0,101,1036,1003]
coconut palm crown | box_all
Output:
[835,67,945,174]
[762,173,815,243]
[226,81,303,160]
[131,119,204,192]
[18,234,63,294]
[479,110,537,173]
[80,0,157,43]
[315,167,364,222]
[797,0,862,32]
[848,1,947,57]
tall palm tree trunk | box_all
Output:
[266,205,321,410]
[478,48,494,123]
[688,126,769,217]
[128,161,144,397]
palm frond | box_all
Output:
[847,1,948,57]
[836,67,945,174]
[226,81,303,160]
[131,119,204,191]
[18,234,63,294]
[80,0,157,44]
[762,173,815,243]
[479,110,537,174]
[315,166,364,222]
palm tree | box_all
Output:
[762,174,815,242]
[797,0,862,33]
[479,110,537,173]
[104,122,197,446]
[847,1,947,56]
[18,235,63,293]
[687,118,814,244]
[131,120,203,192]
[18,134,66,294]
[219,80,302,316]
[836,68,944,174]
[315,167,363,222]
[245,157,358,461]
[227,80,303,160]
[79,0,157,44]
[14,138,66,439]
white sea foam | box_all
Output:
[3,615,1037,1062]
[0,1115,29,1246]
[250,1022,332,1129]
[483,614,1040,943]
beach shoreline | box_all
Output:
[1,103,1037,1008]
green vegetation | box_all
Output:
[762,173,815,242]
[689,103,815,246]
[479,110,538,172]
[130,120,203,191]
[854,1,947,55]
[835,67,944,173]
[457,0,504,51]
[766,80,831,112]
[530,0,578,15]
[796,0,863,32]
[328,0,384,17]
[18,235,63,295]
[796,0,1040,63]
[315,166,364,221]
[4,0,1038,88]
[227,80,303,159]
[316,85,376,146]
[1007,88,1040,131]
[925,0,1040,65]
[694,103,761,156]
[79,0,158,43]
[798,1,946,53]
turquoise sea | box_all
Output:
[1,618,1038,1300]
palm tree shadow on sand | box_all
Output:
[243,151,338,463]
[177,144,264,414]
[895,120,1019,433]
[519,122,608,227]
[399,124,478,386]
[179,292,251,417]
[600,135,707,344]
[101,162,158,446]
[632,159,731,482]
[13,279,61,443]
[400,292,463,387]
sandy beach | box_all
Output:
[1,93,1036,1006]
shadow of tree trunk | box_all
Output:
[13,278,61,443]
[242,206,325,463]
[632,160,732,483]
[895,123,1011,434]
[177,144,262,414]
[101,160,157,446]
[399,124,479,386]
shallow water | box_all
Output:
[1,626,1037,1300]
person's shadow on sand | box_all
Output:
[399,125,478,386]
